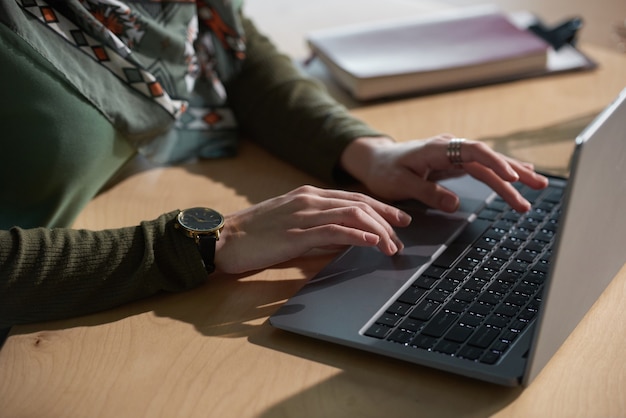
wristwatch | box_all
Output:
[175,207,225,274]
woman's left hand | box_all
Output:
[340,135,549,213]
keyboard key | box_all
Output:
[473,268,496,281]
[503,211,522,222]
[510,229,530,240]
[421,311,459,338]
[501,330,519,343]
[501,237,523,251]
[484,257,506,270]
[466,247,488,261]
[543,188,564,203]
[524,240,546,253]
[364,323,391,339]
[517,250,537,263]
[492,248,513,260]
[455,288,477,302]
[510,319,529,332]
[505,292,530,306]
[460,312,483,327]
[487,199,509,211]
[428,288,450,303]
[488,280,513,294]
[376,312,401,327]
[446,299,470,313]
[518,308,537,321]
[410,300,440,321]
[388,329,414,344]
[514,281,537,296]
[445,325,474,343]
[480,351,501,365]
[458,345,484,360]
[477,208,500,221]
[412,335,437,349]
[468,301,492,316]
[534,230,554,243]
[423,265,448,277]
[414,275,438,289]
[485,314,510,329]
[387,301,412,315]
[523,270,546,284]
[507,260,529,272]
[468,326,500,348]
[397,286,427,304]
[398,317,423,332]
[456,259,479,272]
[464,277,487,291]
[446,268,470,281]
[495,303,519,317]
[478,291,502,305]
[437,278,461,292]
[434,340,460,355]
[490,340,510,353]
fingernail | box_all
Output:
[364,232,380,245]
[398,211,412,225]
[441,195,459,212]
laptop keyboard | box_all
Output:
[365,181,565,365]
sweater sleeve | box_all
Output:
[224,16,383,185]
[0,211,209,328]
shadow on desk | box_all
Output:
[163,259,525,417]
[252,330,523,418]
[9,250,522,418]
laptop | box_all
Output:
[269,88,626,386]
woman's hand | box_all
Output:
[341,135,549,213]
[215,185,412,274]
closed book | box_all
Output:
[306,7,551,100]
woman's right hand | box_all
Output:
[214,185,412,274]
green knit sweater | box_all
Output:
[0,13,380,328]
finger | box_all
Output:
[293,223,405,256]
[296,206,402,254]
[295,186,412,226]
[303,196,406,252]
[282,187,411,251]
[463,163,531,212]
[454,141,520,182]
[504,157,550,189]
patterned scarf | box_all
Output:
[7,0,246,162]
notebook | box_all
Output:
[269,88,626,386]
[304,7,596,102]
[306,7,550,100]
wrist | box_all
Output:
[340,136,395,183]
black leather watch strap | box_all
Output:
[197,234,217,274]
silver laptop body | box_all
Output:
[270,88,626,386]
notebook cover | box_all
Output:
[306,7,553,100]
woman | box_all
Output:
[0,0,547,327]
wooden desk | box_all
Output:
[1,3,626,417]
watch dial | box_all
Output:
[179,207,224,232]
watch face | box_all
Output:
[178,207,224,233]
